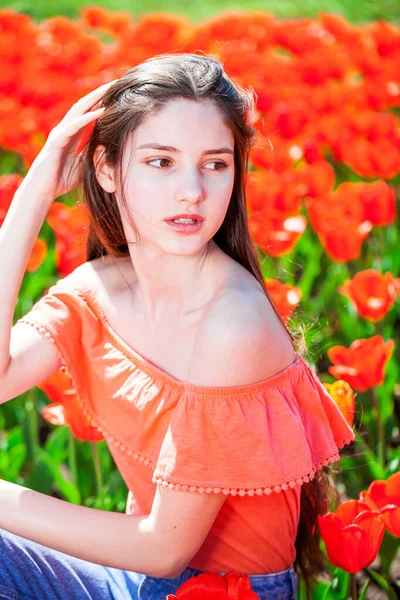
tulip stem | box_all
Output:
[351,573,358,599]
[354,431,385,480]
[25,388,39,463]
[370,387,385,469]
[68,432,78,489]
[91,442,103,507]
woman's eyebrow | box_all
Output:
[135,143,234,155]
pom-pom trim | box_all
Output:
[151,436,354,496]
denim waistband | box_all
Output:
[238,565,294,578]
[178,565,298,600]
[246,566,298,600]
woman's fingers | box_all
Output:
[61,79,119,123]
[52,107,107,149]
[23,79,119,199]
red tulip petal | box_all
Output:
[174,573,227,599]
[385,472,400,501]
[353,511,385,566]
[381,506,400,537]
[41,403,66,426]
[224,572,252,596]
[318,513,343,565]
[239,591,261,599]
[359,490,381,511]
[339,525,367,573]
[335,500,372,526]
[327,346,350,365]
[366,480,389,508]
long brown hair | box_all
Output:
[78,52,340,591]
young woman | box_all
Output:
[0,53,355,600]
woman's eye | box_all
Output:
[146,158,228,171]
[206,161,228,171]
[147,158,172,169]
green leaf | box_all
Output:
[36,449,81,505]
[7,445,27,480]
[367,569,398,600]
[376,383,394,426]
[45,426,69,466]
[387,454,400,475]
[358,580,370,600]
[324,568,350,600]
[311,580,331,600]
[298,576,331,600]
[298,238,324,300]
[24,457,53,495]
[354,431,386,480]
[5,426,25,450]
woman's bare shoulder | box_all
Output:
[204,277,281,340]
[80,254,134,293]
[188,280,296,386]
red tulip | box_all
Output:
[327,335,395,392]
[248,132,296,172]
[80,6,132,37]
[359,472,400,537]
[302,138,324,163]
[39,370,104,443]
[245,169,305,215]
[299,160,336,199]
[359,180,396,226]
[0,173,23,226]
[318,500,385,573]
[166,572,260,599]
[305,182,374,263]
[47,202,90,275]
[264,278,302,324]
[338,269,399,323]
[333,136,400,180]
[248,209,307,257]
[26,237,47,272]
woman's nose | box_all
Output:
[175,169,204,204]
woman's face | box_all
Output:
[97,98,235,256]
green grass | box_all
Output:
[1,0,399,24]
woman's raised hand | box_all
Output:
[25,79,118,202]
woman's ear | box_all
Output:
[93,145,116,193]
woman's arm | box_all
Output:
[0,477,227,578]
[0,178,53,377]
[0,80,115,383]
[0,479,174,578]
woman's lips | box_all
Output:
[165,220,204,233]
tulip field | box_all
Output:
[0,5,399,600]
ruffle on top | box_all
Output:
[15,272,356,498]
[151,354,355,496]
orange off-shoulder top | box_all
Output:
[15,270,355,575]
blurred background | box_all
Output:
[0,0,399,23]
[0,2,399,599]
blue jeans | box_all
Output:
[0,528,298,599]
